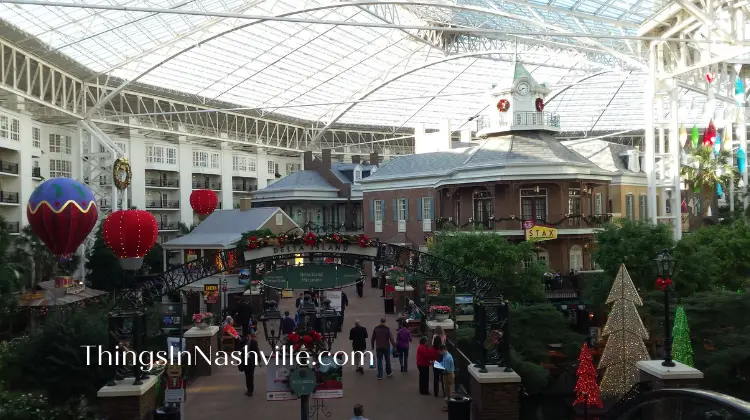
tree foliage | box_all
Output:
[428,232,546,302]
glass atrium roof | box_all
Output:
[0,0,675,133]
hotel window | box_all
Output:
[210,152,220,169]
[473,189,493,226]
[569,245,583,273]
[626,194,635,220]
[594,192,603,215]
[568,189,581,214]
[268,160,276,175]
[153,146,164,163]
[248,157,257,172]
[10,118,19,141]
[233,156,247,171]
[166,147,177,165]
[49,134,62,153]
[521,188,547,221]
[286,163,300,175]
[422,197,433,220]
[115,142,127,156]
[353,167,362,183]
[146,146,154,163]
[49,159,72,177]
[64,136,72,154]
[397,198,407,221]
[374,200,384,222]
[32,127,41,148]
[193,151,208,168]
[639,194,646,220]
[0,115,7,139]
[455,199,461,222]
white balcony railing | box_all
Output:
[477,111,560,132]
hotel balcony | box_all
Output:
[436,213,611,235]
[32,167,42,179]
[145,179,180,189]
[477,111,561,136]
[157,222,179,231]
[0,160,19,176]
[146,200,180,210]
[3,221,19,234]
[233,184,257,193]
[98,199,132,209]
[192,181,221,191]
[0,191,20,205]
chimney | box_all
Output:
[240,198,252,211]
[303,151,313,169]
[369,152,379,166]
[351,155,361,164]
[322,149,332,169]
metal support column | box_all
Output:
[669,88,682,239]
[645,45,658,223]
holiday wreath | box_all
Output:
[113,158,132,190]
[535,98,544,112]
[497,99,510,112]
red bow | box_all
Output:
[656,277,673,291]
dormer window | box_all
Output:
[353,166,362,183]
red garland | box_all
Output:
[656,277,673,291]
[247,236,259,250]
[303,232,316,246]
[357,234,369,248]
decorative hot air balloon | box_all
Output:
[190,189,218,220]
[27,178,98,260]
[102,209,158,270]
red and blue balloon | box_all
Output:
[27,177,98,260]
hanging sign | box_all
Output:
[161,303,182,331]
[525,224,558,242]
[203,284,219,304]
[245,243,378,261]
[263,265,362,290]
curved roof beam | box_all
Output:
[545,71,614,103]
[82,0,644,119]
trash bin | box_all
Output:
[371,277,378,288]
[446,395,471,420]
[154,406,181,420]
[384,298,395,314]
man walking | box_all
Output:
[371,318,396,380]
[438,344,455,411]
[239,331,259,397]
[281,311,295,337]
[349,320,368,374]
[351,404,368,420]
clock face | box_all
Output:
[517,81,530,96]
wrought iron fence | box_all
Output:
[0,160,19,175]
[446,339,472,396]
[145,179,179,188]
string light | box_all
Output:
[103,210,159,259]
[672,306,694,367]
[599,264,650,398]
[573,343,603,408]
[190,189,218,217]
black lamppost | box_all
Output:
[260,300,282,349]
[319,299,338,351]
[655,249,677,367]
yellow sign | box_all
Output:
[525,225,558,242]
[21,292,45,300]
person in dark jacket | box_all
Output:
[339,291,349,332]
[349,320,368,374]
[239,331,260,396]
[281,311,296,335]
[370,318,396,379]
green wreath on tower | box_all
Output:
[113,158,132,190]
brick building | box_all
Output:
[361,63,668,275]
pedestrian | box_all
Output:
[351,404,368,420]
[356,278,364,297]
[281,311,295,336]
[416,336,430,395]
[370,317,396,380]
[430,335,443,397]
[248,314,258,334]
[396,320,412,372]
[438,344,455,411]
[349,320,368,374]
[339,290,349,331]
[239,330,259,397]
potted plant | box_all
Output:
[192,312,214,329]
[250,279,261,292]
[429,305,451,322]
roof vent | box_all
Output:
[240,198,252,211]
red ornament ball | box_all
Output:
[190,189,218,216]
[102,209,159,259]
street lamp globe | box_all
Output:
[260,300,282,347]
[319,299,339,348]
[655,249,677,278]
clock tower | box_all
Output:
[477,61,560,137]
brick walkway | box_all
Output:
[183,285,447,420]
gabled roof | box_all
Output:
[254,170,338,192]
[561,139,633,173]
[162,208,285,249]
[331,162,377,184]
[362,131,605,181]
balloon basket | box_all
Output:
[119,257,144,271]
[197,214,208,221]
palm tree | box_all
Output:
[0,219,24,318]
[177,222,197,237]
[12,225,79,287]
[680,144,737,218]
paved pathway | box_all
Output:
[183,284,447,419]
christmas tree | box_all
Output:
[573,343,603,408]
[672,306,694,367]
[598,264,650,398]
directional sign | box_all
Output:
[263,265,362,290]
[289,367,317,396]
[525,225,558,242]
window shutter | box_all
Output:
[417,198,423,221]
[369,200,374,222]
[321,207,327,225]
[430,197,435,220]
[393,199,398,221]
[405,199,409,220]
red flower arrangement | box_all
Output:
[656,277,673,291]
[304,232,317,246]
[357,234,370,248]
[285,327,325,353]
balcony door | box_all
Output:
[521,188,547,222]
[162,193,168,208]
[161,173,168,186]
[568,189,581,227]
[472,189,493,228]
[204,176,210,189]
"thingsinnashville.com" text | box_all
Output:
[81,345,373,368]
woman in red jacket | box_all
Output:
[416,336,431,395]
[429,335,443,397]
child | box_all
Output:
[416,336,431,395]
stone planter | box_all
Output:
[195,322,210,330]
[434,314,449,322]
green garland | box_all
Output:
[435,213,612,230]
[235,229,274,254]
[236,230,375,255]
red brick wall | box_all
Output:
[469,377,521,420]
[363,187,437,246]
[99,383,157,420]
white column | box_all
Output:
[645,45,658,223]
[669,87,682,239]
[256,148,269,189]
[18,111,34,227]
[220,142,233,210]
[178,138,194,223]
[129,136,146,209]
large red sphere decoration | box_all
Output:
[190,189,218,217]
[27,177,98,260]
[103,209,159,270]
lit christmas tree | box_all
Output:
[672,306,694,367]
[598,264,650,398]
[573,343,603,408]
